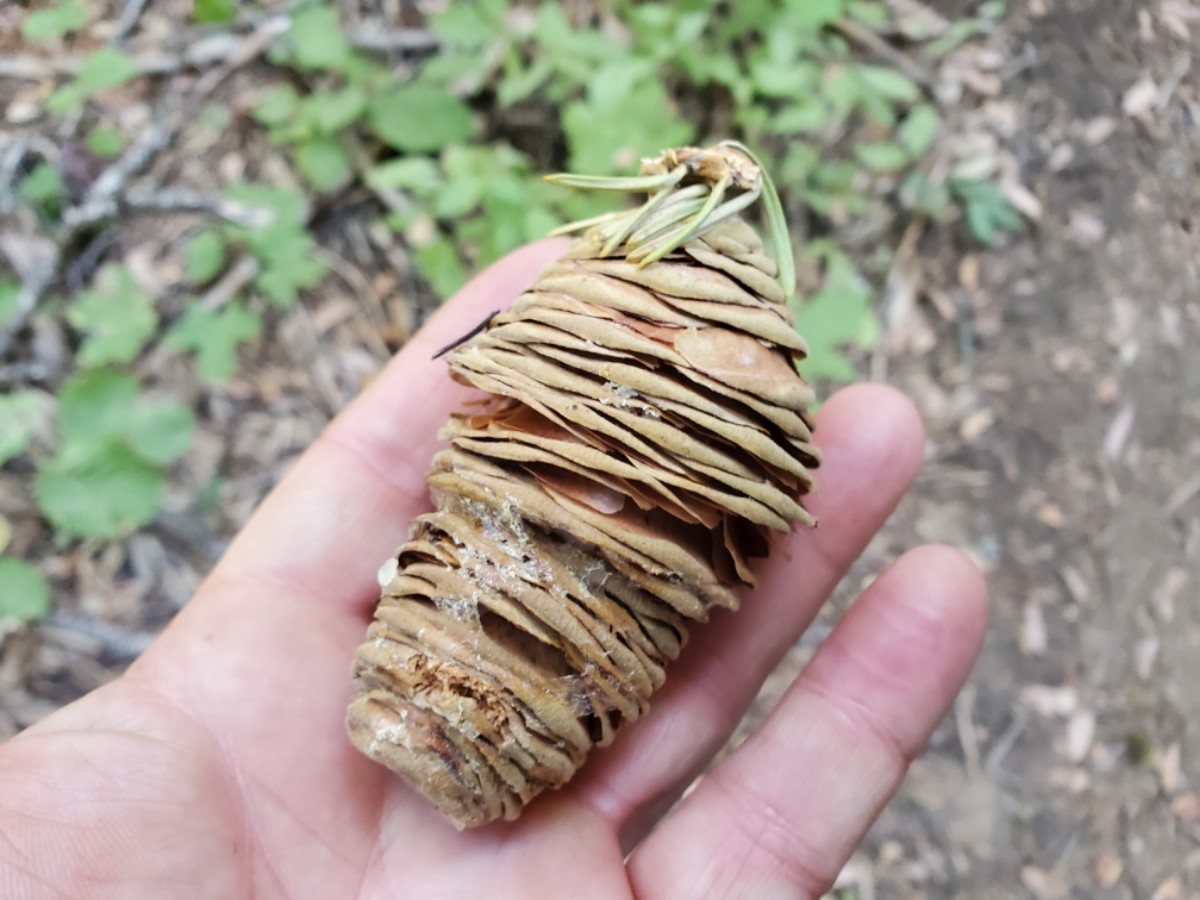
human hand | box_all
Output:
[0,241,987,900]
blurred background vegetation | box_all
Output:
[0,0,1025,612]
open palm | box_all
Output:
[0,242,986,900]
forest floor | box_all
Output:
[2,1,1198,898]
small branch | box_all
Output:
[113,0,154,43]
[347,26,440,55]
[834,18,934,89]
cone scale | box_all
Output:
[346,143,821,828]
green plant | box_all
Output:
[3,0,1025,614]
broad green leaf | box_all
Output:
[290,6,351,71]
[790,244,875,382]
[0,559,50,623]
[366,157,440,192]
[56,369,140,441]
[86,125,124,157]
[187,229,226,284]
[124,402,194,464]
[0,280,19,327]
[0,392,53,466]
[498,58,554,108]
[954,179,1023,245]
[19,162,64,207]
[857,65,921,103]
[430,5,498,48]
[434,174,484,219]
[296,136,351,190]
[253,85,299,127]
[821,65,860,116]
[167,301,262,383]
[783,0,844,28]
[68,266,157,367]
[899,104,940,156]
[770,98,830,134]
[194,0,237,24]
[367,85,475,153]
[847,1,889,27]
[302,87,367,135]
[855,141,909,172]
[36,438,165,538]
[563,81,693,175]
[75,47,139,92]
[412,235,467,299]
[21,0,86,40]
[899,171,952,218]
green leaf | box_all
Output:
[497,58,554,108]
[21,0,87,40]
[19,162,64,207]
[857,65,921,103]
[791,244,875,382]
[0,281,19,327]
[86,125,124,157]
[563,81,693,175]
[290,6,351,71]
[0,392,53,466]
[782,0,844,28]
[253,85,300,127]
[821,65,860,116]
[771,98,830,134]
[76,47,139,92]
[193,0,237,24]
[54,368,189,461]
[123,401,194,464]
[187,229,226,284]
[166,301,262,383]
[898,104,940,156]
[412,235,467,299]
[295,136,351,191]
[56,368,141,442]
[0,559,50,623]
[899,171,952,218]
[301,87,367,135]
[434,174,484,219]
[367,85,475,153]
[365,157,440,192]
[430,5,498,48]
[953,179,1023,245]
[36,438,166,538]
[68,265,158,367]
[855,141,909,172]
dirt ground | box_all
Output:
[2,1,1198,897]
[803,1,1200,895]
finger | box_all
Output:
[627,545,988,900]
[574,384,924,843]
[209,239,570,610]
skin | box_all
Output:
[0,241,988,900]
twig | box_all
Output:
[113,0,154,42]
[123,190,275,228]
[42,613,156,660]
[199,254,260,312]
[347,26,440,55]
[0,15,290,359]
[0,34,268,81]
[834,18,934,89]
[0,235,59,359]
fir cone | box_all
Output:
[346,143,821,828]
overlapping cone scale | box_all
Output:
[347,144,820,828]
